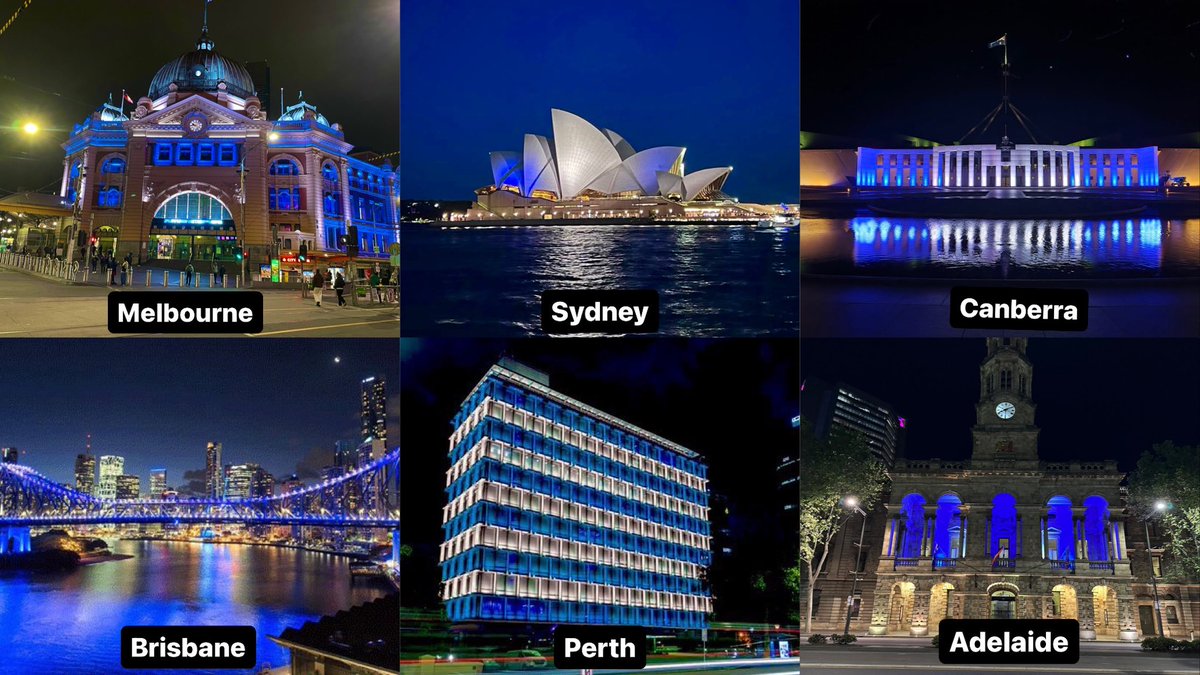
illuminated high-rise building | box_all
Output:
[252,467,274,498]
[225,463,258,500]
[439,359,712,628]
[361,376,387,443]
[334,440,356,468]
[206,442,223,499]
[116,474,141,500]
[149,468,167,499]
[75,454,97,496]
[97,455,125,500]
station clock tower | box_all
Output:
[971,338,1040,468]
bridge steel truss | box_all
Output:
[0,449,399,529]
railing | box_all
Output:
[932,558,956,570]
[992,559,1018,570]
[0,251,82,282]
[1087,561,1115,574]
[894,558,921,569]
[1048,559,1075,573]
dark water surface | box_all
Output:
[401,224,799,336]
[801,217,1200,279]
[0,540,392,674]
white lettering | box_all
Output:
[564,637,582,657]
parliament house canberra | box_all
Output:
[453,109,784,223]
[811,339,1198,641]
[55,21,397,272]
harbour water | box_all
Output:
[801,217,1200,279]
[0,540,393,674]
[400,223,799,336]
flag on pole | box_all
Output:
[988,34,1007,49]
[991,545,1007,565]
[123,90,134,105]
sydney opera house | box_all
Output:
[454,109,781,223]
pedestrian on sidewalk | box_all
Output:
[311,268,325,307]
[334,272,346,306]
[217,263,226,287]
[369,268,381,303]
[119,258,129,286]
[185,263,195,288]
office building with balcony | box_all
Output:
[439,359,712,629]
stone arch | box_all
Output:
[887,581,916,634]
[148,182,239,226]
[1050,583,1078,619]
[1091,584,1119,637]
[97,152,127,174]
[897,493,927,558]
[928,581,956,633]
[268,153,304,175]
[1045,495,1075,562]
[1082,495,1112,562]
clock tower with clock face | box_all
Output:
[971,338,1040,466]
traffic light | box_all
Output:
[298,243,308,263]
[346,225,359,258]
[234,246,244,262]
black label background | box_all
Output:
[938,619,1080,664]
[553,625,647,669]
[108,291,264,334]
[121,625,256,669]
[541,289,660,334]
[950,287,1088,331]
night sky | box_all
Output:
[0,339,399,492]
[801,339,1200,470]
[400,0,799,203]
[802,0,1200,145]
[399,338,800,607]
[0,0,398,194]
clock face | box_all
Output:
[995,401,1016,419]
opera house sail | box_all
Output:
[453,109,783,224]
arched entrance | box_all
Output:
[1051,584,1078,619]
[92,225,119,257]
[990,590,1017,619]
[928,582,955,633]
[1092,586,1118,637]
[888,582,915,634]
[148,187,239,263]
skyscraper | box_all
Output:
[334,439,356,469]
[98,455,125,500]
[225,463,258,500]
[251,467,275,498]
[360,376,387,443]
[801,376,904,469]
[439,359,712,628]
[149,468,167,499]
[73,454,96,496]
[116,474,140,500]
[206,442,223,499]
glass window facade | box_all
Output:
[439,365,711,629]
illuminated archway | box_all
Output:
[888,582,915,633]
[148,186,239,263]
[1046,496,1075,562]
[929,582,955,632]
[1092,585,1118,637]
[933,493,964,563]
[1051,584,1078,619]
[898,493,926,558]
[1083,496,1111,562]
[990,493,1018,561]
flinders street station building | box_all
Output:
[811,339,1198,641]
[51,20,397,274]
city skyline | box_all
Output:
[400,0,798,203]
[0,340,398,492]
[0,0,398,193]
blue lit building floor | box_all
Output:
[800,277,1200,337]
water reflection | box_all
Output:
[800,217,1199,278]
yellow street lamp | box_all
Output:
[22,122,38,134]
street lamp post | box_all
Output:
[236,131,280,286]
[843,496,868,639]
[1143,500,1169,637]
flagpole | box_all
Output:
[120,89,125,117]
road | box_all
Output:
[488,659,801,675]
[800,641,1200,674]
[0,267,398,337]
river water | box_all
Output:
[801,217,1200,278]
[400,224,799,336]
[0,540,393,674]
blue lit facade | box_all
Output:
[57,23,397,272]
[856,144,1160,189]
[439,362,712,629]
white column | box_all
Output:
[966,152,974,187]
[1074,151,1082,187]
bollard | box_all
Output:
[222,274,228,288]
[235,275,240,288]
[208,272,214,288]
[162,270,168,287]
[106,270,112,286]
[146,270,151,286]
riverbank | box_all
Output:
[119,535,374,560]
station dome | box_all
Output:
[147,28,256,100]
